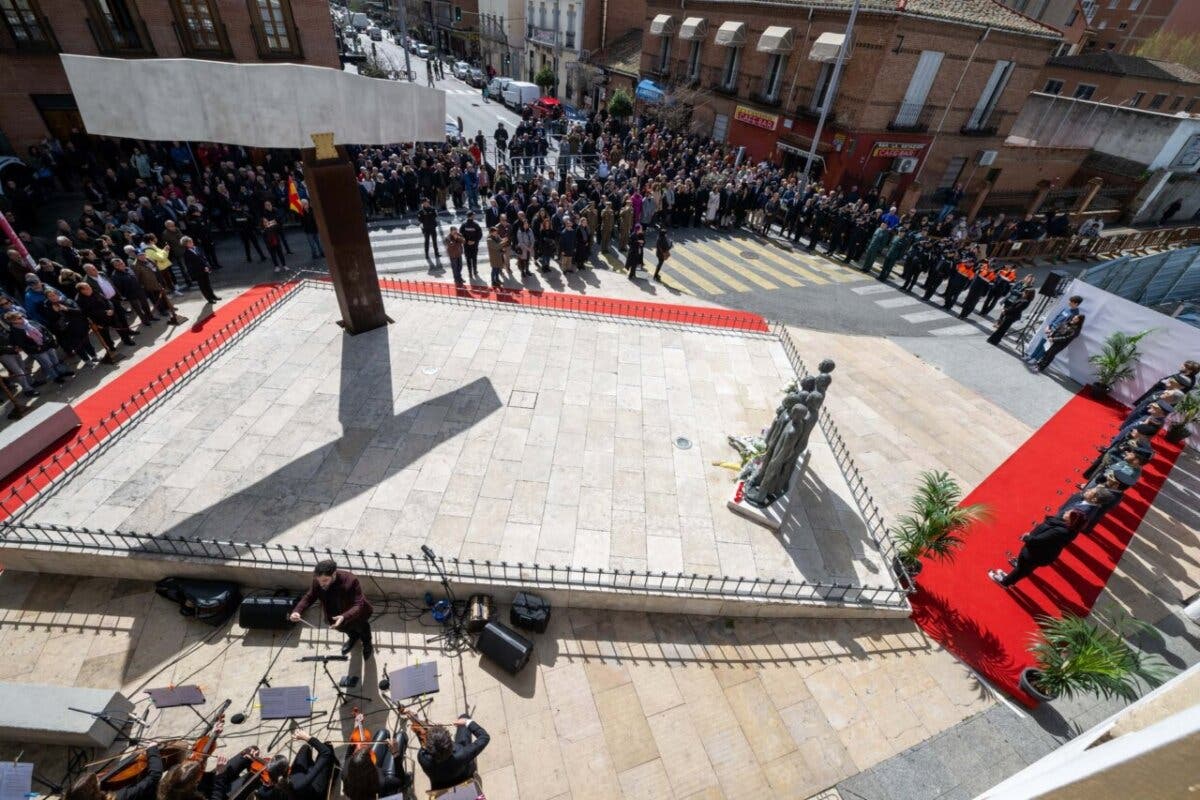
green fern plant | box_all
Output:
[1027,612,1169,702]
[1088,330,1152,388]
[1167,389,1200,438]
[893,470,989,570]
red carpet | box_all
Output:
[376,277,771,332]
[0,281,298,523]
[910,388,1184,706]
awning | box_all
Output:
[679,17,707,41]
[636,78,666,103]
[649,14,675,36]
[810,31,846,62]
[714,21,747,47]
[757,26,794,54]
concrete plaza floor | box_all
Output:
[15,283,890,595]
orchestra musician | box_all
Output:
[341,730,412,799]
[65,744,164,800]
[289,559,375,660]
[417,716,490,792]
[257,729,336,800]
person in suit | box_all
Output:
[986,287,1035,346]
[461,212,483,280]
[1132,361,1198,405]
[1035,314,1084,373]
[4,310,74,384]
[290,558,374,658]
[74,282,136,348]
[417,716,490,792]
[181,236,220,304]
[988,509,1084,587]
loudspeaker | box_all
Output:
[238,594,300,630]
[1039,270,1072,297]
[510,591,551,634]
[476,621,533,675]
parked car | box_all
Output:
[467,67,486,87]
[350,12,370,31]
[502,81,540,111]
[561,102,588,123]
[529,95,562,120]
[416,44,431,58]
[452,61,471,80]
[367,27,383,41]
[484,76,512,101]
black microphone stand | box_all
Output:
[230,625,298,725]
[421,546,469,651]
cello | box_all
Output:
[349,707,376,765]
[99,699,230,790]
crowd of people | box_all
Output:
[988,360,1199,587]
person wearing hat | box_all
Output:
[1127,388,1185,423]
[1085,434,1155,481]
[958,260,995,319]
[4,310,74,385]
[1133,361,1198,404]
[1111,400,1172,445]
[988,509,1085,588]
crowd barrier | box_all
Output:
[986,226,1200,264]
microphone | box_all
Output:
[297,655,349,662]
[421,545,437,560]
[379,662,391,692]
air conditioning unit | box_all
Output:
[978,149,998,166]
[893,156,918,174]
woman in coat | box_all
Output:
[1036,314,1084,373]
[515,219,535,277]
[626,224,645,280]
[40,288,98,363]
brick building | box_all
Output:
[997,0,1089,50]
[0,0,340,154]
[1081,0,1200,54]
[639,0,1061,206]
[1038,51,1200,111]
[407,0,479,60]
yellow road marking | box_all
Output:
[672,249,753,292]
[708,239,823,286]
[688,241,798,288]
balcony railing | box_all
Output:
[961,109,1012,137]
[702,65,742,97]
[749,89,782,109]
[86,14,155,56]
[887,101,934,133]
[249,20,304,60]
[0,13,61,52]
[670,57,700,87]
[170,19,233,58]
[528,25,556,47]
[795,103,836,126]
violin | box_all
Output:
[100,699,230,790]
[349,707,376,764]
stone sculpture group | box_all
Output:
[743,359,836,508]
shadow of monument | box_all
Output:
[133,320,503,553]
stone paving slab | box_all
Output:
[16,285,892,597]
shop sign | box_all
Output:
[734,105,779,131]
[870,141,926,158]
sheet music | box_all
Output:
[0,762,34,800]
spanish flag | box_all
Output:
[287,177,303,215]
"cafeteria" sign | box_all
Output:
[735,105,779,131]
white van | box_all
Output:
[502,81,540,111]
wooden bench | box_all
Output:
[0,683,134,747]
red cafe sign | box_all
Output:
[734,105,779,131]
[870,141,926,158]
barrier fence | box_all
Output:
[986,226,1200,265]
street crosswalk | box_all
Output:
[366,224,870,296]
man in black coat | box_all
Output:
[418,200,440,260]
[988,510,1083,587]
[109,258,156,326]
[181,236,220,303]
[460,212,482,280]
[75,282,137,347]
[417,716,490,791]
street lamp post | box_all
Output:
[802,0,860,186]
[394,0,413,79]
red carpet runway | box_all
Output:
[910,388,1184,706]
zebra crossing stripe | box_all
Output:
[902,309,949,324]
[876,296,921,309]
[851,284,893,296]
[684,243,779,290]
[699,240,805,287]
[671,250,751,292]
[928,323,979,336]
[658,258,724,295]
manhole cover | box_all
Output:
[741,251,759,259]
[422,366,439,375]
[674,436,692,450]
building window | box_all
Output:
[1148,93,1167,110]
[565,5,574,48]
[894,50,943,127]
[169,0,230,54]
[83,0,152,53]
[1097,19,1106,29]
[658,35,671,73]
[1043,79,1064,94]
[965,59,1013,132]
[248,0,301,57]
[1117,21,1127,29]
[1171,95,1184,110]
[761,53,785,101]
[811,61,834,110]
[1074,83,1096,99]
[1066,8,1079,26]
[0,0,55,49]
[1106,0,1118,7]
[1128,91,1145,107]
[537,3,545,28]
[1129,0,1140,8]
[721,46,739,91]
[687,39,701,81]
[1187,97,1199,113]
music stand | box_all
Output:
[259,686,313,751]
[434,781,482,800]
[147,685,206,723]
[0,762,33,800]
[387,663,439,701]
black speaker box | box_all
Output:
[239,594,300,630]
[1039,270,1072,297]
[476,621,533,675]
[510,591,551,633]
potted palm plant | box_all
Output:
[1020,611,1169,703]
[1088,330,1151,396]
[1164,389,1199,444]
[891,470,989,589]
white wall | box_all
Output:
[1030,279,1200,407]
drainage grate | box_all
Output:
[509,390,538,409]
[674,436,693,450]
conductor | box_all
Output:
[289,559,375,659]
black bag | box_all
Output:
[239,591,300,630]
[509,591,550,634]
[155,577,242,626]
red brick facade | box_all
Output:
[640,3,1060,205]
[0,0,340,153]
